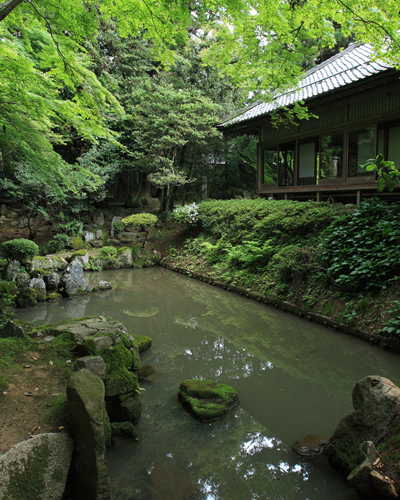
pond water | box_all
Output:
[15,267,400,500]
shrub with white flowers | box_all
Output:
[172,203,200,226]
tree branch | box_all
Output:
[0,0,24,22]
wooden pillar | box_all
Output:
[284,193,289,200]
[357,190,362,205]
[316,192,321,202]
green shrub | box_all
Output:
[172,203,200,226]
[100,246,118,258]
[72,237,84,250]
[320,198,400,289]
[122,213,158,228]
[113,221,124,233]
[40,233,70,255]
[1,239,39,262]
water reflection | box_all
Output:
[15,267,400,500]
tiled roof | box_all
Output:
[221,43,391,128]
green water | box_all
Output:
[16,267,400,499]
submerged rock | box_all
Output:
[292,434,329,458]
[178,379,238,421]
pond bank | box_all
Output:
[159,260,400,354]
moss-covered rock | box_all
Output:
[178,379,238,422]
[72,237,84,250]
[30,268,47,279]
[71,249,87,258]
[66,369,111,499]
[132,249,157,268]
[138,364,155,380]
[0,433,73,500]
[131,334,152,352]
[111,422,138,440]
[16,287,42,307]
[47,292,62,302]
[31,255,67,272]
[99,256,120,270]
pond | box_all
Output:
[15,267,400,500]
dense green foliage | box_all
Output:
[171,199,346,295]
[1,238,39,262]
[320,199,400,290]
[2,0,400,214]
[100,246,118,258]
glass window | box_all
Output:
[348,127,376,177]
[388,126,400,168]
[278,142,295,186]
[320,134,343,179]
[263,148,278,184]
[298,142,316,185]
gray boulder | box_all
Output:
[15,271,30,289]
[75,356,107,381]
[29,277,46,291]
[95,229,103,240]
[327,376,400,473]
[17,217,29,229]
[117,248,133,268]
[83,231,96,244]
[110,217,122,238]
[93,212,105,226]
[59,261,91,297]
[0,433,73,500]
[43,272,60,290]
[70,251,89,267]
[3,260,20,281]
[67,369,111,500]
[31,256,67,272]
[347,441,379,498]
[97,281,112,291]
[0,320,25,338]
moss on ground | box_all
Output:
[130,334,152,352]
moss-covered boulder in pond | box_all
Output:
[178,379,238,421]
[111,422,138,440]
[138,365,155,380]
[131,334,152,352]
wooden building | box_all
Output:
[220,44,400,203]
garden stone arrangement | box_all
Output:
[0,316,153,500]
[0,211,161,311]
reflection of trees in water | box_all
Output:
[108,401,326,500]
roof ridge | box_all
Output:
[304,42,363,78]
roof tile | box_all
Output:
[222,43,392,127]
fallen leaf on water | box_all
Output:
[24,365,31,369]
[24,392,32,396]
[49,361,53,366]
